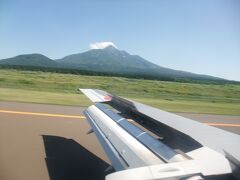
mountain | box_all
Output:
[57,46,160,71]
[0,46,230,83]
[0,54,58,67]
[57,46,223,81]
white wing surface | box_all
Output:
[81,89,240,180]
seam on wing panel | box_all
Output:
[84,110,130,168]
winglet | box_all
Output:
[80,89,112,103]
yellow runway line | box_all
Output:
[0,109,240,127]
[0,109,85,119]
[205,123,240,127]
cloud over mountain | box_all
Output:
[89,42,117,49]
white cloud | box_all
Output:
[89,41,117,49]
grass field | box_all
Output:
[0,69,240,115]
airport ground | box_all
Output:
[0,101,239,180]
[0,69,239,179]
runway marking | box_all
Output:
[0,109,240,127]
[0,109,85,119]
[205,123,240,127]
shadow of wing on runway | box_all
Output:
[42,135,113,180]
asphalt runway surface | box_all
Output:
[0,101,239,180]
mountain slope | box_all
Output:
[0,54,58,67]
[0,47,229,82]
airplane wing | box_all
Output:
[80,89,240,180]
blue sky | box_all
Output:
[0,0,239,81]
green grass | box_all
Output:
[0,88,92,106]
[0,69,240,115]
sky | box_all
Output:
[0,0,239,81]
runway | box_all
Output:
[176,112,240,135]
[0,101,239,180]
[0,101,111,180]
